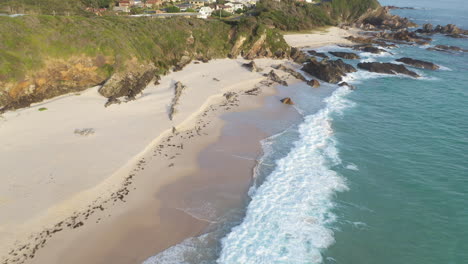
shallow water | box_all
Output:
[144,1,468,263]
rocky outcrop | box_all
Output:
[98,62,157,105]
[357,62,420,77]
[329,51,360,60]
[273,64,306,82]
[307,50,329,59]
[302,59,357,83]
[307,79,320,88]
[345,36,396,48]
[356,6,418,31]
[290,47,310,64]
[280,97,294,105]
[267,70,288,86]
[395,57,439,70]
[416,23,468,36]
[242,61,263,72]
[0,56,110,113]
[173,56,192,72]
[427,45,468,53]
[375,30,431,45]
[168,81,186,120]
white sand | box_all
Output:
[0,57,287,258]
[283,26,358,48]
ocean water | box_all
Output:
[144,1,468,263]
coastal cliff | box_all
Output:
[0,0,381,112]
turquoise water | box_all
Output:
[144,1,468,263]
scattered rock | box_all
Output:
[329,51,360,59]
[273,64,307,82]
[302,59,356,83]
[223,92,236,101]
[168,81,186,120]
[353,45,387,54]
[307,79,320,88]
[267,70,288,86]
[357,62,420,77]
[395,57,439,70]
[242,61,263,72]
[280,97,294,105]
[416,23,468,35]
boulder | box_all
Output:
[242,61,263,72]
[280,97,294,105]
[307,79,320,88]
[301,59,357,84]
[329,51,360,59]
[395,57,439,70]
[357,62,420,78]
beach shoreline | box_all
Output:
[0,26,357,264]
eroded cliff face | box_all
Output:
[0,56,113,112]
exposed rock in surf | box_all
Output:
[375,30,431,45]
[280,97,294,105]
[357,45,388,54]
[168,81,186,120]
[242,61,263,72]
[307,50,329,59]
[357,62,420,78]
[267,70,288,86]
[307,79,320,88]
[301,59,356,84]
[416,23,468,35]
[329,51,360,60]
[273,64,307,82]
[345,36,396,49]
[338,82,356,90]
[395,57,439,70]
[427,45,468,53]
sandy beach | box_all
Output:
[283,26,358,48]
[0,26,355,264]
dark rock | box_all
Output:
[427,45,468,53]
[273,64,307,82]
[376,30,431,44]
[98,64,157,100]
[307,50,329,59]
[280,97,294,105]
[416,23,468,35]
[168,81,186,120]
[267,70,288,86]
[242,61,263,72]
[329,51,360,60]
[301,59,357,84]
[357,62,420,77]
[361,46,387,54]
[290,47,310,64]
[173,56,192,72]
[395,57,439,70]
[338,82,356,90]
[307,79,320,88]
[357,6,418,31]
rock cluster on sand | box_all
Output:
[168,81,186,120]
[396,58,439,70]
[357,62,420,78]
[267,70,288,86]
[302,59,356,83]
[329,51,360,60]
[273,64,307,82]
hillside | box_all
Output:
[0,0,381,112]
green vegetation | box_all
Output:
[38,107,48,111]
[166,6,181,13]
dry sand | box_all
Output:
[283,26,358,48]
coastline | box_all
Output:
[0,26,356,264]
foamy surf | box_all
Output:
[217,86,354,264]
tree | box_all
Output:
[166,6,180,13]
[235,8,243,14]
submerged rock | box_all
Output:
[302,59,356,84]
[396,57,439,70]
[329,51,360,60]
[280,97,294,105]
[242,61,263,72]
[357,62,420,78]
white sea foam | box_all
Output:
[217,87,354,264]
[345,163,359,171]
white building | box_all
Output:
[226,2,244,12]
[198,6,213,19]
